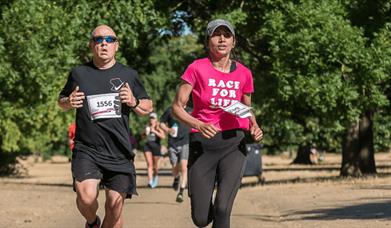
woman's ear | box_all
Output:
[204,35,211,49]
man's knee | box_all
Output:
[76,181,98,206]
[181,165,188,174]
[77,190,98,206]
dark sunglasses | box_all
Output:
[92,36,118,44]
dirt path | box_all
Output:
[1,153,391,228]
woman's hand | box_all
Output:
[197,122,220,139]
[250,124,263,142]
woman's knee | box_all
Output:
[214,202,229,217]
[192,213,212,227]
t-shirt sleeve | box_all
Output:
[160,108,171,124]
[243,70,254,94]
[59,71,75,98]
[181,63,197,86]
[129,70,150,99]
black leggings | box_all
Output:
[188,129,247,228]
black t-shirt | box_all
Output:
[160,106,191,147]
[59,62,149,173]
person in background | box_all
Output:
[172,19,263,228]
[143,112,166,188]
[68,122,76,152]
[160,106,191,202]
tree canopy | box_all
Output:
[0,0,390,171]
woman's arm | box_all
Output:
[242,93,263,141]
[172,82,219,139]
[152,124,166,139]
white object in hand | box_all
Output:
[171,123,178,138]
[220,101,253,118]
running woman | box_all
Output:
[58,25,152,228]
[172,19,263,228]
[143,112,166,188]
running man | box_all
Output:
[160,106,191,202]
[172,19,263,228]
[58,25,152,228]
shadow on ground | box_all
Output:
[284,200,391,221]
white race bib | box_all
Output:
[87,93,121,120]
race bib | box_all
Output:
[87,93,121,120]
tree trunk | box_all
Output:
[340,111,377,176]
[357,111,376,174]
[341,120,361,176]
[292,145,316,164]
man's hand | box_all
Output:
[69,86,85,109]
[119,83,137,107]
[250,124,263,142]
[196,122,220,139]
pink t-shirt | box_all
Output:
[181,57,254,132]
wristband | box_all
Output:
[129,97,140,109]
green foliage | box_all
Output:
[176,0,391,153]
[1,0,390,158]
[0,0,170,155]
[143,35,202,113]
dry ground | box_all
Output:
[1,152,391,228]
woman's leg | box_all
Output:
[152,155,161,187]
[188,137,218,227]
[153,155,161,177]
[212,143,246,228]
[143,151,154,186]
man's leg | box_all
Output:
[102,189,126,228]
[180,159,188,189]
[176,144,189,202]
[169,147,180,190]
[75,179,100,224]
[179,144,189,190]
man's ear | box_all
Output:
[89,40,94,50]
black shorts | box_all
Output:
[71,151,137,198]
[144,142,162,156]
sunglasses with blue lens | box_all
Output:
[92,36,117,44]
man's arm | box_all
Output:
[159,122,172,134]
[132,98,153,116]
[58,86,85,111]
[119,83,152,116]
